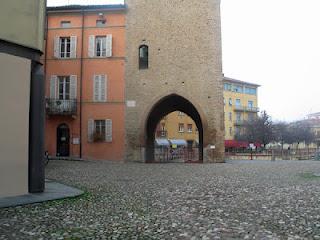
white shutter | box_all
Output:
[106,34,112,57]
[50,75,58,98]
[54,36,60,58]
[100,75,107,102]
[70,75,77,99]
[88,119,94,143]
[88,35,95,58]
[70,36,77,58]
[93,75,100,101]
[105,119,112,142]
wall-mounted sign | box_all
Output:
[127,100,136,107]
[73,138,80,145]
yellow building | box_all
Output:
[155,77,260,146]
[223,77,260,140]
[156,111,199,147]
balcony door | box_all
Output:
[57,124,70,157]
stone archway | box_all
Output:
[144,94,204,162]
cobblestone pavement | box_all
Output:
[2,160,320,239]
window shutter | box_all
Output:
[105,119,112,142]
[70,75,77,99]
[106,34,112,57]
[54,36,60,58]
[70,36,77,58]
[100,75,107,102]
[88,35,95,58]
[93,75,100,101]
[50,75,58,99]
[88,119,94,143]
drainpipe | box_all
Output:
[79,10,85,158]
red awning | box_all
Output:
[225,140,248,148]
[224,140,261,148]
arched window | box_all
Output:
[139,45,148,69]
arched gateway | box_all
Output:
[144,94,204,162]
[124,0,225,163]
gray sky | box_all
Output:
[48,0,320,122]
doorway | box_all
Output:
[57,124,70,157]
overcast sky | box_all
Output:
[48,0,320,122]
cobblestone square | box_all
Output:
[2,160,320,239]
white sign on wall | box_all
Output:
[127,100,136,108]
[73,138,80,145]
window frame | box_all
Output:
[59,37,71,58]
[95,36,107,57]
[139,45,149,69]
[178,123,184,133]
[58,76,70,100]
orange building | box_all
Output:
[44,5,126,160]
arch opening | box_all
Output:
[145,95,204,163]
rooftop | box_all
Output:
[223,77,261,88]
[47,4,126,13]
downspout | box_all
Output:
[79,9,85,158]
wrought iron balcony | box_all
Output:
[46,99,77,116]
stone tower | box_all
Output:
[124,0,225,163]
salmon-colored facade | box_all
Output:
[44,5,126,160]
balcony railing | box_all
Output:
[234,105,259,112]
[46,99,77,116]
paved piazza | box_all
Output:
[2,160,320,239]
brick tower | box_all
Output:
[124,0,225,163]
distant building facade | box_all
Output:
[223,77,260,145]
[156,111,199,148]
[0,0,46,197]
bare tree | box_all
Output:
[236,110,273,147]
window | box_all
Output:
[60,21,71,28]
[178,123,184,133]
[93,75,107,102]
[248,100,254,108]
[233,85,243,93]
[88,35,112,58]
[88,119,112,143]
[236,112,242,121]
[245,87,257,95]
[187,124,193,133]
[235,99,241,106]
[139,45,149,69]
[58,76,70,100]
[50,75,77,100]
[95,36,107,57]
[96,19,106,27]
[54,36,76,59]
[229,98,232,106]
[248,113,255,121]
[94,120,106,142]
[229,112,232,121]
[60,37,71,58]
[224,83,232,91]
[235,127,240,136]
[229,127,232,136]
